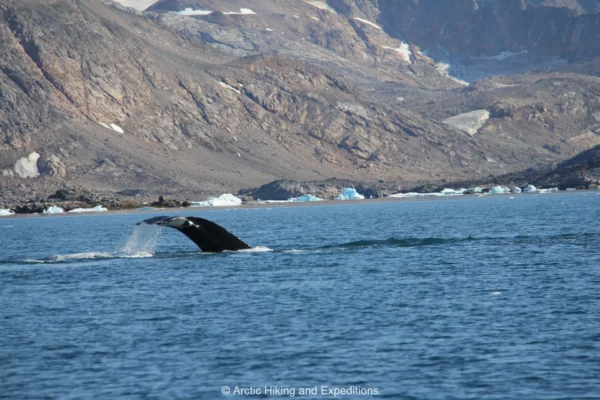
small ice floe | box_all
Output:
[265,28,273,31]
[389,188,465,198]
[68,205,108,213]
[523,185,538,193]
[491,291,502,295]
[190,194,242,207]
[0,209,14,216]
[353,17,382,30]
[513,187,522,193]
[288,194,323,202]
[382,43,412,63]
[43,206,64,214]
[538,188,559,193]
[336,188,365,200]
[218,81,241,94]
[489,186,511,195]
[509,196,514,199]
[223,8,256,15]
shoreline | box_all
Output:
[1,190,594,220]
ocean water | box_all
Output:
[1,194,599,399]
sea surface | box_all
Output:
[1,193,599,399]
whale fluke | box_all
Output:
[139,216,251,253]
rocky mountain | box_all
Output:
[2,0,600,203]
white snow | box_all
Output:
[223,8,256,15]
[266,28,273,32]
[172,8,213,16]
[236,153,241,158]
[0,209,14,216]
[303,1,337,14]
[68,205,108,213]
[43,206,64,214]
[110,124,124,134]
[294,15,300,18]
[310,16,320,21]
[112,0,158,11]
[190,193,242,207]
[353,17,382,30]
[219,81,241,94]
[382,43,412,63]
[336,188,365,200]
[524,185,538,193]
[443,110,490,136]
[99,122,111,130]
[14,152,40,178]
[436,62,469,86]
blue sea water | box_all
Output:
[1,194,599,399]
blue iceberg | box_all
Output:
[336,188,365,200]
[289,194,323,202]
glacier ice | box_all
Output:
[336,188,365,200]
[68,205,108,213]
[0,209,14,216]
[289,194,323,202]
[190,193,242,207]
[513,187,522,193]
[524,185,538,193]
[43,206,65,214]
[489,186,511,194]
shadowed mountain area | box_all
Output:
[2,0,600,204]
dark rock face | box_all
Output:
[533,144,600,188]
[371,0,600,59]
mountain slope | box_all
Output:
[2,0,600,201]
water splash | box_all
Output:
[114,223,161,257]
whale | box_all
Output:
[139,216,251,253]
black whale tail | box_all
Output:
[139,216,251,253]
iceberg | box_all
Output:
[523,185,538,193]
[0,209,14,216]
[43,206,64,214]
[289,194,323,202]
[513,187,522,193]
[489,186,511,194]
[68,205,108,213]
[539,188,559,193]
[336,188,365,200]
[190,193,242,207]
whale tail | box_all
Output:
[139,216,251,253]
